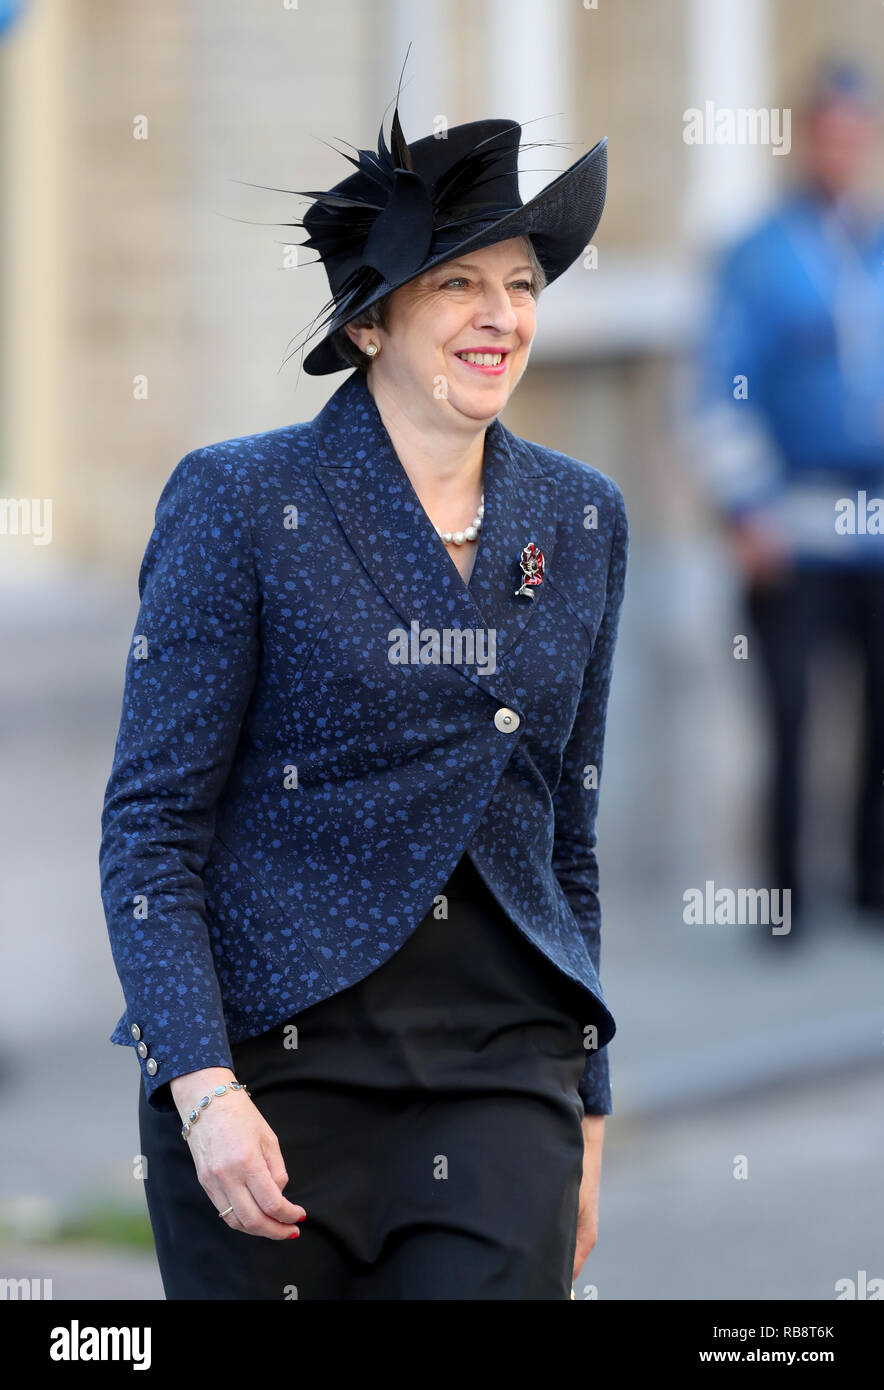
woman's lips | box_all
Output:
[452,352,509,377]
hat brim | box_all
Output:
[301,136,607,376]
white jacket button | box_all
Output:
[145,1058,158,1076]
[130,1024,142,1041]
[136,1041,149,1059]
[494,707,520,733]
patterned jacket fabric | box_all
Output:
[100,368,629,1115]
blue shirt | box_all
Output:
[696,187,884,567]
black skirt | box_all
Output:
[138,852,592,1300]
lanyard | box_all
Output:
[782,193,884,383]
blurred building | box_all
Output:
[2,0,882,574]
[2,0,884,1292]
[1,0,882,912]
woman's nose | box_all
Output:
[473,284,519,333]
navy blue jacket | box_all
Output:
[100,369,629,1115]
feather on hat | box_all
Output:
[269,52,607,375]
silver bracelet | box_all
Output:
[180,1080,250,1141]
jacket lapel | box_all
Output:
[309,371,559,702]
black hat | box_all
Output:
[279,75,607,375]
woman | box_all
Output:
[99,94,629,1300]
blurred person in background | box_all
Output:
[695,57,884,939]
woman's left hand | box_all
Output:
[572,1114,605,1285]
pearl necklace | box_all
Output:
[437,493,484,546]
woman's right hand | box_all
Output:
[169,1067,307,1239]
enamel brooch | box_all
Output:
[515,542,545,599]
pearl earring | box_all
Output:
[364,341,379,358]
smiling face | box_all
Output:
[343,236,540,429]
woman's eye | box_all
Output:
[439,276,533,292]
